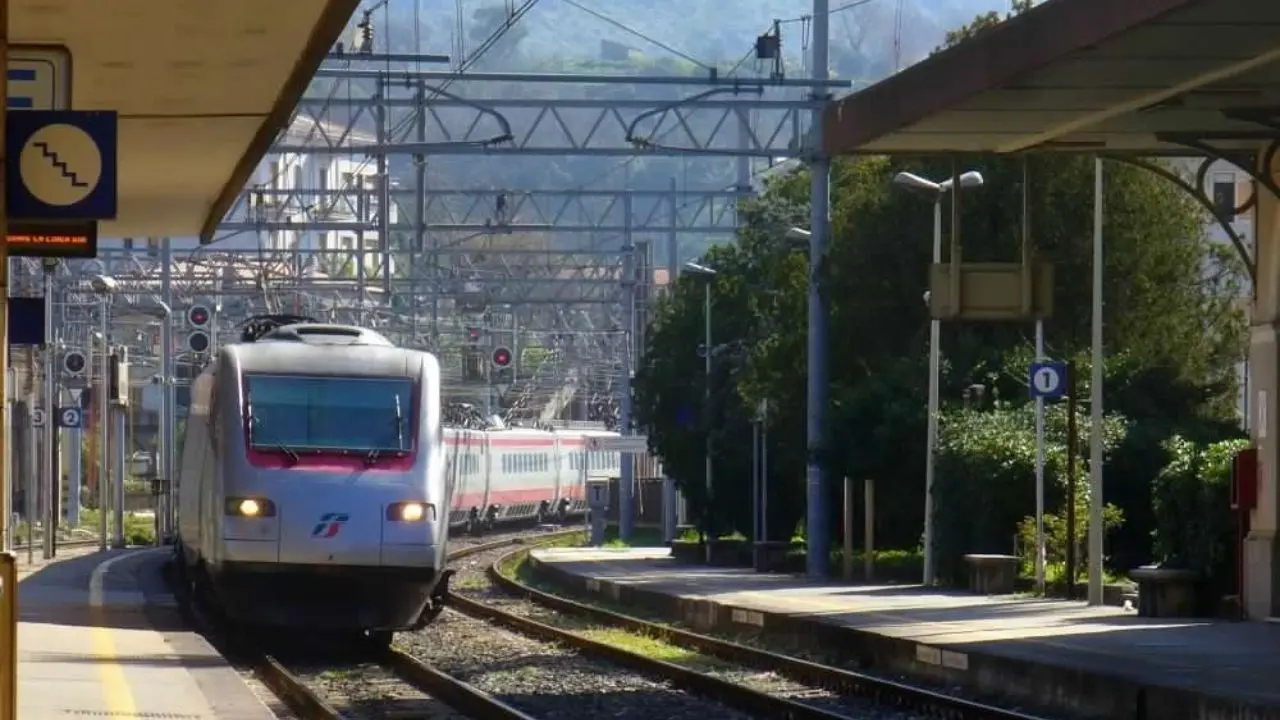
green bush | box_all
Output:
[1151,436,1246,594]
[933,403,1127,586]
[1015,507,1124,585]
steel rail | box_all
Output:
[477,545,1048,720]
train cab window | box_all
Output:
[244,373,414,454]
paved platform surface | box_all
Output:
[531,548,1280,719]
[17,547,277,718]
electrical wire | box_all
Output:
[556,0,713,71]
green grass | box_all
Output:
[600,524,666,548]
[77,508,156,546]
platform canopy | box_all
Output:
[823,0,1280,156]
[9,0,360,241]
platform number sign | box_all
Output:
[57,406,83,429]
[30,408,45,428]
[1028,361,1068,401]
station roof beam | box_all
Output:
[8,0,361,240]
[823,0,1280,156]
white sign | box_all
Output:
[586,479,610,509]
[30,408,46,428]
[585,435,649,454]
[9,45,71,111]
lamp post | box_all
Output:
[89,275,117,550]
[684,262,716,562]
[144,300,172,546]
[891,170,984,586]
[782,225,832,576]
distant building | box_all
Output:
[1173,157,1253,427]
[242,115,398,280]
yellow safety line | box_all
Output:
[88,552,139,716]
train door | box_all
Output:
[480,432,493,513]
[444,432,465,524]
[552,434,563,503]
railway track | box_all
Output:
[446,543,1051,720]
[174,525,582,720]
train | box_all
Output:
[173,315,634,645]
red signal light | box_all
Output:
[491,347,512,368]
[188,305,211,327]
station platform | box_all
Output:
[15,547,276,719]
[529,547,1280,720]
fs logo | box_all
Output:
[311,513,350,538]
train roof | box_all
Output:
[225,339,436,379]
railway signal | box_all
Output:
[62,349,86,376]
[188,330,210,354]
[188,304,212,329]
[491,346,512,369]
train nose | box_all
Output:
[280,493,384,566]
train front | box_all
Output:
[215,345,448,635]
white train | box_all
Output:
[173,316,643,645]
[444,425,624,532]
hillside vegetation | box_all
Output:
[384,0,1007,82]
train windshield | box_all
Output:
[244,374,413,453]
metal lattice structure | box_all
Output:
[14,3,849,437]
[200,44,840,422]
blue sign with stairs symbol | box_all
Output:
[6,110,117,220]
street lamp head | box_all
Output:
[941,170,985,191]
[784,227,811,241]
[892,171,942,194]
[89,275,117,294]
[683,261,717,278]
[894,170,985,196]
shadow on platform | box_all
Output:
[16,547,184,631]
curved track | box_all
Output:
[449,543,1050,720]
[176,527,582,719]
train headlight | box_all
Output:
[225,497,276,517]
[387,501,434,522]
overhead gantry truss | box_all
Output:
[218,187,745,235]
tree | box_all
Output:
[634,4,1248,573]
[636,153,1245,566]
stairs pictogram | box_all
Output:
[32,140,88,188]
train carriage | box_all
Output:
[175,320,450,644]
[174,315,655,642]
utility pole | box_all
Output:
[805,0,833,579]
[160,239,174,541]
[618,195,635,542]
[41,260,57,559]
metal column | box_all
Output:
[663,177,680,532]
[65,392,81,529]
[160,239,174,541]
[805,0,833,578]
[618,196,635,541]
[0,0,11,559]
[111,377,125,550]
[41,265,55,559]
[97,306,109,551]
[376,84,391,302]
